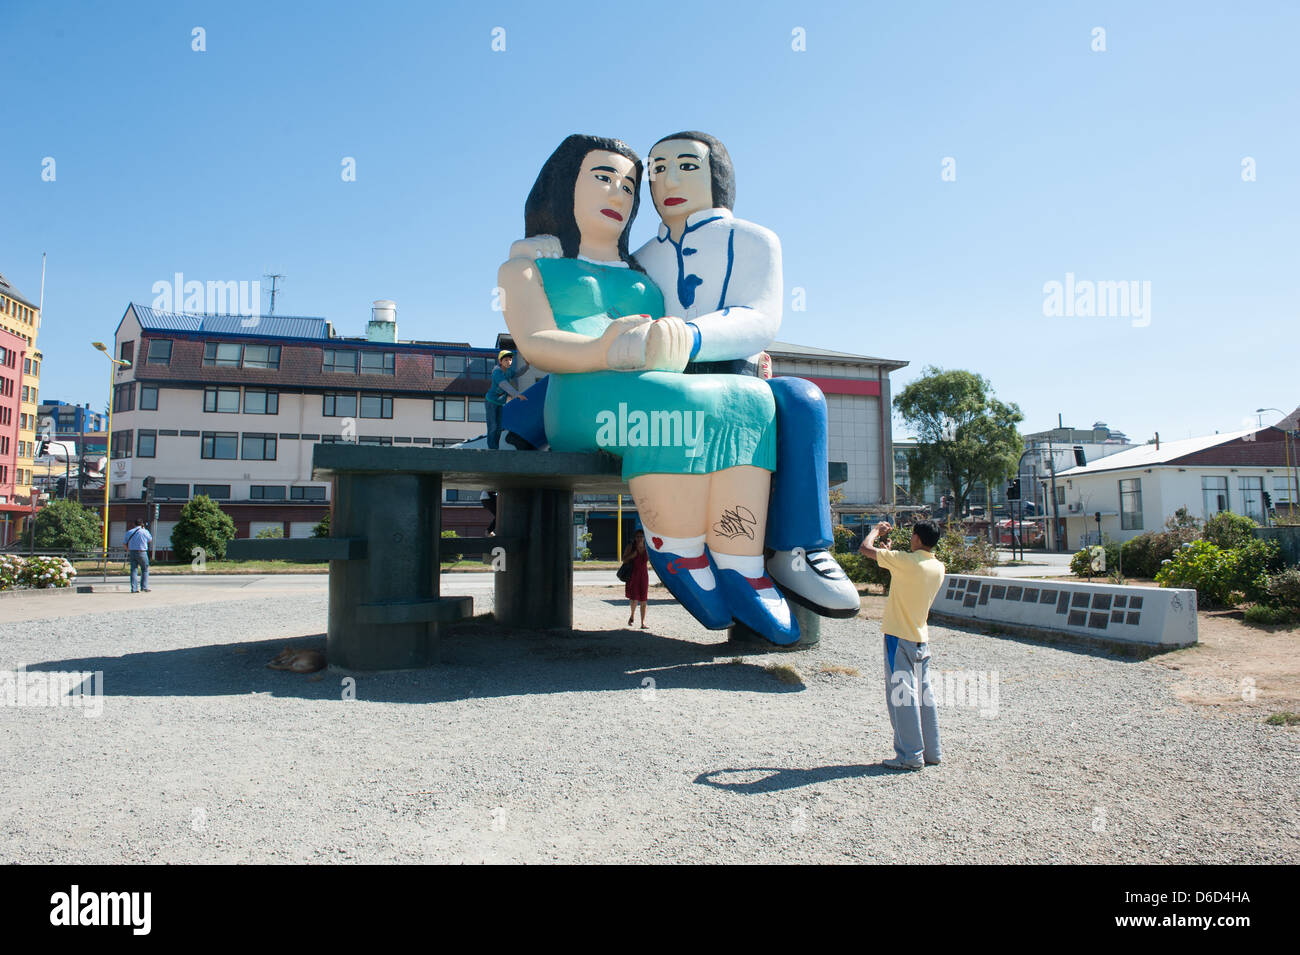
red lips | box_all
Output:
[663,197,686,206]
[601,209,623,221]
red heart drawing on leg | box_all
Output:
[652,537,663,549]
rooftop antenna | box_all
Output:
[264,273,284,316]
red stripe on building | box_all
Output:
[799,376,881,397]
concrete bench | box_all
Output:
[227,445,626,669]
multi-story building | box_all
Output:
[108,301,501,551]
[1,325,29,542]
[0,271,42,518]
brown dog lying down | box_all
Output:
[266,647,326,673]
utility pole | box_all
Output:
[264,273,285,315]
[1048,432,1063,553]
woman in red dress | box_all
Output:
[623,529,650,628]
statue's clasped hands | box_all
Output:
[508,235,689,373]
[600,314,690,372]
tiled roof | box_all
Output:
[130,304,330,340]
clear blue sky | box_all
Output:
[2,0,1296,441]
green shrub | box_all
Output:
[833,553,871,583]
[831,524,856,554]
[1262,567,1300,610]
[28,499,102,551]
[1155,538,1281,607]
[1071,541,1120,577]
[1121,531,1188,579]
[934,527,997,574]
[171,495,237,562]
[1243,603,1300,626]
[1204,511,1257,551]
[441,529,462,563]
[311,512,331,538]
[255,526,284,539]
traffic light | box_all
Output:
[1263,491,1273,511]
[1006,479,1021,500]
[142,475,156,508]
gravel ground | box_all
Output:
[1,582,1296,864]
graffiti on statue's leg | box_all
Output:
[712,505,757,541]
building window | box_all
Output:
[323,392,357,417]
[244,390,279,415]
[241,433,278,461]
[1119,478,1143,530]
[434,396,465,421]
[323,349,357,374]
[250,485,287,500]
[140,384,159,411]
[467,397,486,423]
[155,483,188,500]
[1202,476,1229,520]
[361,352,395,375]
[137,430,157,458]
[243,344,281,370]
[434,355,465,378]
[357,436,394,446]
[201,432,238,459]
[119,341,134,366]
[359,393,393,419]
[112,484,126,500]
[193,484,231,500]
[111,429,133,459]
[1239,476,1264,522]
[1274,476,1296,506]
[203,342,242,367]
[147,340,172,364]
[290,486,327,501]
[204,386,241,413]
[112,383,135,413]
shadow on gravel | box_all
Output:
[28,625,804,703]
[695,764,888,793]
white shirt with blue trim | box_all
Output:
[633,207,783,365]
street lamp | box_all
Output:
[92,342,131,559]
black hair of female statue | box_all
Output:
[524,134,646,270]
[650,130,736,211]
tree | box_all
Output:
[894,367,1024,521]
[311,511,331,538]
[28,499,102,550]
[171,495,236,562]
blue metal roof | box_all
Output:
[130,304,330,340]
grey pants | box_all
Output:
[883,634,941,766]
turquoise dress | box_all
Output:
[538,258,776,480]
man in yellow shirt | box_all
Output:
[860,520,946,770]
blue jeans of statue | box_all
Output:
[129,551,150,592]
[485,399,505,450]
